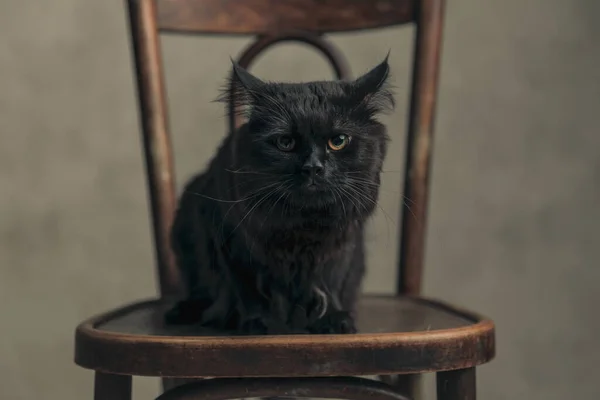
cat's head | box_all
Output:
[222,57,393,224]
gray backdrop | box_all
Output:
[1,0,599,399]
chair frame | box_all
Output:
[79,1,491,399]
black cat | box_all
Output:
[165,56,394,335]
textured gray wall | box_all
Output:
[1,1,599,399]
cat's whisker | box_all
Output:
[343,186,371,214]
[230,191,274,237]
[344,177,385,188]
[249,181,293,256]
[345,169,405,174]
[281,191,292,218]
[224,168,281,176]
[227,173,282,189]
[337,185,367,214]
[345,177,411,202]
[345,182,397,227]
[229,181,289,237]
[344,182,394,245]
[343,174,416,205]
[189,180,282,203]
[218,203,236,242]
[217,180,289,241]
[396,194,419,221]
[256,181,294,234]
[344,183,392,242]
[188,192,247,203]
[223,176,282,197]
[332,187,347,220]
[348,179,417,222]
[260,182,293,226]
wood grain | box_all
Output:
[397,0,446,296]
[156,0,415,35]
[126,0,180,296]
[75,295,495,378]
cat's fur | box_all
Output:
[165,57,394,335]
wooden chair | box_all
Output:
[74,1,495,399]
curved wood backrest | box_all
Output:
[157,0,416,35]
[124,0,445,300]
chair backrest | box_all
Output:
[124,0,446,298]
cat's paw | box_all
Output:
[289,304,310,331]
[164,299,208,325]
[239,316,295,335]
[239,316,269,335]
[308,311,357,334]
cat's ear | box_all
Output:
[215,59,266,114]
[354,54,390,94]
[231,60,265,93]
[351,53,395,115]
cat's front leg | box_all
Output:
[239,309,293,335]
[307,310,357,334]
[164,297,211,325]
[305,287,357,334]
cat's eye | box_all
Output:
[328,134,351,151]
[276,135,296,152]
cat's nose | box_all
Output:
[302,160,324,177]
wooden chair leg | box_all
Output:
[436,367,476,400]
[94,372,132,400]
[394,374,421,400]
[163,377,201,392]
[380,374,421,399]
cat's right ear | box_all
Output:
[231,60,265,93]
[215,60,265,112]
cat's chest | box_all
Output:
[257,227,356,269]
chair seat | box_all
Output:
[75,295,495,378]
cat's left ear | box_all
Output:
[352,53,395,114]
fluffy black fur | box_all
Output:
[165,57,394,335]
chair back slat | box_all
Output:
[127,0,181,297]
[397,0,446,295]
[156,0,416,35]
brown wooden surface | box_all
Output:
[397,0,446,296]
[75,295,495,378]
[436,367,476,400]
[157,377,410,400]
[94,372,132,400]
[126,0,180,297]
[156,0,415,35]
